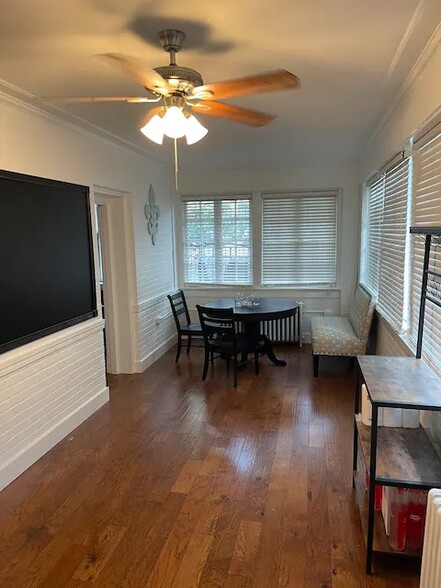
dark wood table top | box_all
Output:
[204,297,300,322]
[357,355,441,410]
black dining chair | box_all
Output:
[196,305,265,388]
[167,290,203,362]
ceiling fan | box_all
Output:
[48,29,301,146]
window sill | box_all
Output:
[182,283,341,292]
[377,313,441,378]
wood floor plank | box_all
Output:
[0,345,420,588]
[305,446,333,587]
[37,544,89,588]
[253,489,286,588]
[144,475,213,588]
[229,519,262,577]
[73,524,127,582]
[174,532,214,588]
[171,459,203,494]
[278,468,308,588]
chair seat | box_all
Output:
[180,322,203,335]
[311,316,365,356]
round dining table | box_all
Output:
[204,297,301,367]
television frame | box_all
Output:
[0,169,98,354]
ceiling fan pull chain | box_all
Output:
[174,138,179,191]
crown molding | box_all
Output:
[0,79,170,166]
[366,20,441,148]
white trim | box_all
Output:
[366,21,441,149]
[0,79,169,165]
[383,0,425,83]
[363,0,426,136]
[183,287,340,299]
[133,292,175,313]
[0,386,109,492]
[94,188,138,374]
[178,189,342,290]
[135,334,177,373]
[0,318,105,379]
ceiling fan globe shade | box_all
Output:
[162,106,188,139]
[185,115,208,145]
[140,114,164,144]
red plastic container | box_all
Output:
[406,489,428,551]
[389,488,408,551]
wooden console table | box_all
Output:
[353,355,441,574]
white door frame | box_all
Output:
[93,186,138,374]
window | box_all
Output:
[361,157,410,330]
[410,124,441,372]
[261,191,338,286]
[363,176,383,295]
[182,196,252,285]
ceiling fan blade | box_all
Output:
[100,53,170,95]
[193,70,300,100]
[44,96,156,103]
[191,100,274,127]
[140,107,163,129]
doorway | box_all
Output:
[93,188,137,374]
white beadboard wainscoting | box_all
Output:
[0,318,108,491]
[184,288,340,343]
[134,294,177,373]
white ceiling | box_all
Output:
[0,0,440,169]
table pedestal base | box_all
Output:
[242,322,287,367]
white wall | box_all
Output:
[360,35,440,353]
[360,33,441,449]
[0,91,175,490]
[178,162,361,338]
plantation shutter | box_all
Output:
[182,196,252,285]
[261,192,338,286]
[377,158,410,330]
[410,124,441,372]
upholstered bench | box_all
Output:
[311,285,375,377]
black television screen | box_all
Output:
[0,169,97,354]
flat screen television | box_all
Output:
[0,169,98,354]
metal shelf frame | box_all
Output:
[352,226,441,575]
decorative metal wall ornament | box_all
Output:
[145,184,160,245]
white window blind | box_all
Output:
[410,124,441,373]
[261,192,337,286]
[362,158,410,331]
[182,196,252,285]
[377,158,410,330]
[364,176,384,295]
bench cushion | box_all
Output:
[311,316,366,356]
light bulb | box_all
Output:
[162,106,188,139]
[140,114,164,144]
[185,115,208,145]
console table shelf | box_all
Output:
[355,416,441,488]
[353,355,441,574]
[353,467,420,558]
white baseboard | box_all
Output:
[0,387,109,492]
[135,334,177,373]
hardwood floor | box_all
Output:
[0,345,420,587]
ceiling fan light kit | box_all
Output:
[185,115,208,145]
[140,114,164,144]
[140,94,208,145]
[47,28,300,186]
